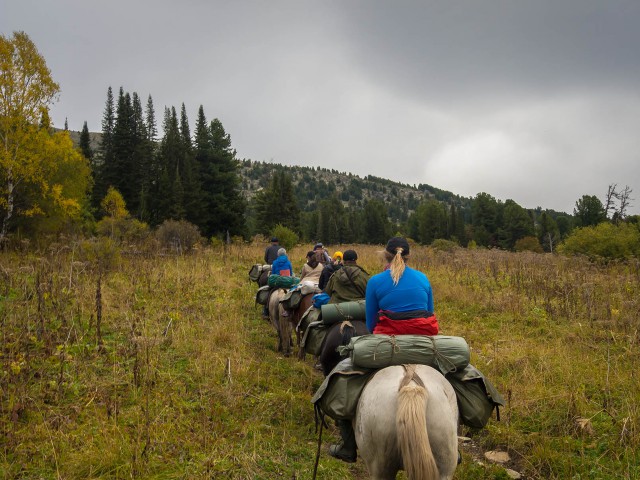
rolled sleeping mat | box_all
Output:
[321,300,366,325]
[338,334,470,374]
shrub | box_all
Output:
[156,220,203,254]
[514,236,544,253]
[96,217,149,244]
[430,238,459,252]
[272,224,298,250]
[558,222,640,261]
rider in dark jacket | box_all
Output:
[318,251,343,290]
[264,237,280,265]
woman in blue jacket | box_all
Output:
[365,236,438,335]
[271,248,293,276]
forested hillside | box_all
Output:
[11,24,632,258]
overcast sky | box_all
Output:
[3,0,639,215]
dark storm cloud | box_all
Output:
[2,0,639,214]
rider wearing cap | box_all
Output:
[329,237,438,463]
[264,237,280,265]
[318,251,343,290]
[365,237,438,335]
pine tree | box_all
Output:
[152,107,183,224]
[79,121,93,162]
[111,88,138,212]
[178,104,203,226]
[255,170,299,235]
[93,86,115,212]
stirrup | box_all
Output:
[329,444,356,463]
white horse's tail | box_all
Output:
[396,369,439,480]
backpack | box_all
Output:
[255,285,272,305]
[446,364,505,429]
[249,264,270,283]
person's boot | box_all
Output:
[328,419,357,463]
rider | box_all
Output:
[271,248,293,277]
[329,237,438,463]
[318,251,343,290]
[324,250,369,304]
[299,250,324,286]
[365,236,438,335]
[314,242,332,264]
[264,237,280,265]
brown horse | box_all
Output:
[318,320,369,375]
[277,292,315,358]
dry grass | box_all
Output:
[1,242,639,479]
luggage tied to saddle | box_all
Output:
[320,300,366,325]
[298,307,327,356]
[338,334,470,373]
[255,285,271,305]
[249,264,271,283]
[267,274,300,289]
[280,283,321,311]
[312,334,505,429]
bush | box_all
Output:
[272,224,298,250]
[156,220,203,254]
[514,236,544,253]
[558,222,640,261]
[96,217,149,244]
[430,238,459,252]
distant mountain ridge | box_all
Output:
[65,129,567,225]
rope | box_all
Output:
[334,303,353,321]
[429,337,458,373]
[312,405,327,480]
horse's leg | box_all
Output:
[278,303,292,357]
[269,290,283,352]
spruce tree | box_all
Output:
[93,86,115,212]
[255,170,299,235]
[79,121,93,162]
[111,88,138,212]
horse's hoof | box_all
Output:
[329,444,357,463]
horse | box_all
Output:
[277,291,315,358]
[267,288,292,355]
[318,320,369,376]
[354,364,459,480]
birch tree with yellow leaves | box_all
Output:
[0,31,90,244]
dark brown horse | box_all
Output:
[318,320,369,376]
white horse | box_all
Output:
[354,364,459,480]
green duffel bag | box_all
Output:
[339,334,469,374]
[301,320,330,356]
[321,300,366,325]
[255,285,271,306]
[311,359,374,420]
[268,274,300,289]
[446,364,505,429]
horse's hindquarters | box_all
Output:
[355,365,459,480]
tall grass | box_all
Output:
[1,243,638,479]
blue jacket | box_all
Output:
[365,266,434,332]
[271,255,293,276]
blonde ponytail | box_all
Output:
[390,247,406,285]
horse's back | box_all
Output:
[355,364,459,479]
